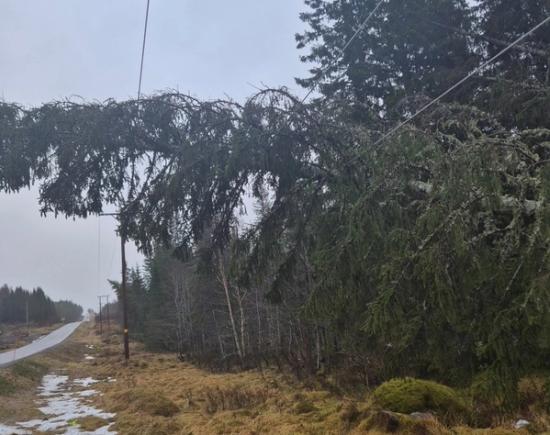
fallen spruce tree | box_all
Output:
[0,85,549,402]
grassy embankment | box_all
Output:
[0,322,63,351]
[1,323,550,434]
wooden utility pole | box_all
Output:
[98,295,110,335]
[105,295,111,334]
[98,296,103,334]
[120,231,130,361]
[99,211,130,362]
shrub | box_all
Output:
[372,378,469,423]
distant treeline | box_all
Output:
[0,285,83,325]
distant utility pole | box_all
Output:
[99,211,130,362]
[25,296,29,335]
[98,296,103,334]
[105,295,111,334]
[98,295,110,335]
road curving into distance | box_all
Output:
[0,321,82,368]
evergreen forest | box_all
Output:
[0,285,83,324]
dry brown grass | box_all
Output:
[85,340,370,434]
[1,323,546,434]
[63,326,543,434]
[75,415,110,431]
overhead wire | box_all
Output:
[300,0,386,104]
[408,10,549,58]
[138,0,151,100]
[128,3,550,203]
[127,0,388,179]
[371,14,550,147]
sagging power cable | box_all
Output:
[137,0,151,99]
[372,14,550,147]
[301,0,386,103]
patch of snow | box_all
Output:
[84,354,95,360]
[64,423,116,435]
[74,377,98,387]
[514,419,530,429]
[0,423,31,434]
[13,374,116,434]
[39,374,69,396]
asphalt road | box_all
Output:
[0,321,82,368]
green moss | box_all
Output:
[372,378,469,423]
[0,375,16,395]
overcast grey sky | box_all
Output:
[0,1,309,310]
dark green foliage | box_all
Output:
[474,1,550,130]
[477,0,550,84]
[296,0,476,113]
[142,250,178,351]
[127,269,147,336]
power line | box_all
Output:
[137,0,151,100]
[129,1,386,176]
[128,7,550,215]
[372,14,550,147]
[410,12,549,58]
[301,0,386,103]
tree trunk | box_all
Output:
[216,250,243,361]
